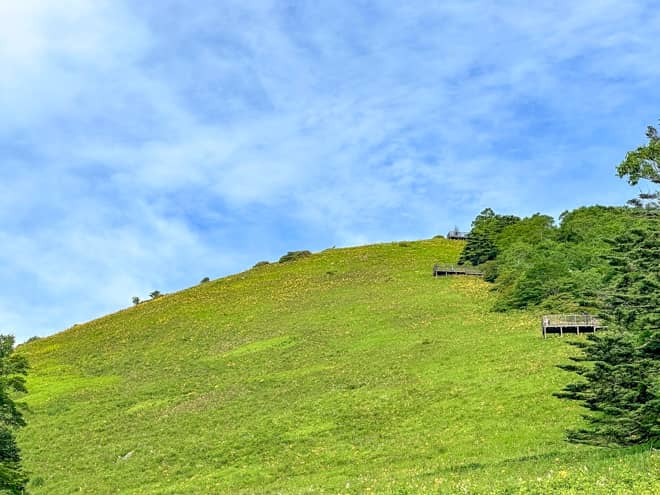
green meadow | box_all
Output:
[17,239,658,494]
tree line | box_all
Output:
[458,124,659,446]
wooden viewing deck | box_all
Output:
[542,314,606,339]
[433,264,484,277]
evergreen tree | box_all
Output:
[603,224,660,332]
[555,126,660,446]
[458,208,520,266]
[555,221,659,445]
[0,335,29,493]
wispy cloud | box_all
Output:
[1,1,659,340]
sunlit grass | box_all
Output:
[17,239,658,494]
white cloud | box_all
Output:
[0,0,153,132]
[0,0,658,340]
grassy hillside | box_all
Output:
[17,239,658,494]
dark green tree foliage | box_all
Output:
[458,208,520,265]
[556,207,636,244]
[556,220,659,446]
[457,124,660,446]
[493,240,574,310]
[489,207,644,312]
[554,124,660,446]
[496,213,555,247]
[489,213,587,310]
[481,214,555,285]
[556,333,656,445]
[0,335,28,493]
[603,224,660,332]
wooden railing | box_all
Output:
[433,264,484,276]
[542,314,603,327]
[541,314,606,338]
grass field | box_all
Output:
[17,238,658,494]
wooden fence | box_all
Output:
[433,264,484,277]
[542,314,606,338]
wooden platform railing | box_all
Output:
[433,264,484,277]
[543,314,605,327]
[542,314,606,338]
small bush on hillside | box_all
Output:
[480,260,498,282]
[433,234,445,239]
[398,241,410,247]
[149,291,162,299]
[253,261,270,268]
[25,336,41,344]
[200,277,210,283]
[278,251,311,263]
[132,296,141,305]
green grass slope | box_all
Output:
[17,239,658,494]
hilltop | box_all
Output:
[17,238,658,494]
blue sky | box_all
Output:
[1,1,659,341]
